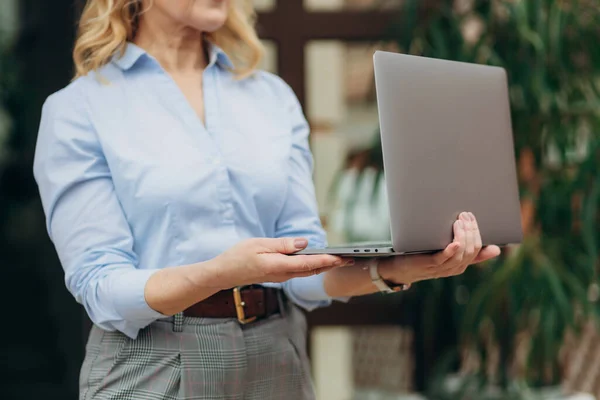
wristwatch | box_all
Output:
[366,259,410,293]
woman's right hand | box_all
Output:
[377,213,501,286]
[212,238,351,289]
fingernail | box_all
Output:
[333,259,343,266]
[294,238,308,249]
[468,212,475,221]
[346,259,355,266]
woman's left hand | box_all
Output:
[377,212,501,286]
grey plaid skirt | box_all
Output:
[79,301,316,400]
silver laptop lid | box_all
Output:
[373,51,523,253]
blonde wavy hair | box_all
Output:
[73,0,264,79]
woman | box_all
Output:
[33,0,501,399]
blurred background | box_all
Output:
[1,0,600,399]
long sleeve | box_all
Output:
[274,83,347,310]
[33,87,166,339]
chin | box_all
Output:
[198,15,228,33]
[190,3,228,33]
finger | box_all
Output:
[470,213,483,254]
[446,219,466,266]
[271,254,343,274]
[404,220,464,268]
[399,215,468,270]
[472,245,501,264]
[289,265,338,278]
[431,220,463,276]
[453,218,462,243]
[429,242,461,266]
[341,258,356,266]
[438,216,480,278]
[430,219,467,278]
[462,213,475,264]
[257,237,309,254]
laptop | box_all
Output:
[297,50,523,257]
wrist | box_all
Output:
[368,259,411,293]
[378,258,412,286]
[323,265,373,298]
[187,257,232,291]
[377,259,398,282]
[145,260,225,316]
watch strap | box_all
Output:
[368,260,410,293]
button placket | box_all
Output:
[203,67,235,224]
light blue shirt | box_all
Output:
[34,42,335,339]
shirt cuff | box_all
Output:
[110,268,169,325]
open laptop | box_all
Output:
[297,50,523,257]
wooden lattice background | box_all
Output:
[563,321,600,398]
[352,326,415,394]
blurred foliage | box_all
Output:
[344,0,600,394]
[410,0,600,394]
[0,2,83,398]
[0,18,16,177]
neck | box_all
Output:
[134,8,207,73]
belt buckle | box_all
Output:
[233,286,257,325]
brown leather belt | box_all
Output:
[183,286,282,324]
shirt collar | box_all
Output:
[207,41,234,69]
[111,41,233,71]
[111,42,147,70]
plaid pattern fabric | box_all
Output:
[80,302,315,400]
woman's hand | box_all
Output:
[146,237,348,316]
[323,212,501,298]
[210,237,351,289]
[378,212,501,285]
